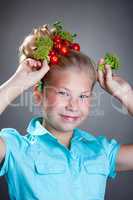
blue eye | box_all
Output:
[58,91,69,96]
[79,95,89,99]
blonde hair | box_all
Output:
[19,24,97,90]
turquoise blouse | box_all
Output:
[0,117,121,200]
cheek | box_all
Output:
[44,94,65,109]
[47,94,56,106]
[79,100,92,113]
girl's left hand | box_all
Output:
[97,58,132,102]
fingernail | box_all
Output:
[34,62,37,67]
[38,61,41,66]
[100,58,105,64]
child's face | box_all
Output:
[42,69,94,133]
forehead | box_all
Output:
[49,69,93,92]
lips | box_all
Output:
[60,114,80,121]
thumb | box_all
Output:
[97,58,105,65]
[38,60,50,75]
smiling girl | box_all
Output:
[0,22,133,200]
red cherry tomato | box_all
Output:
[71,43,80,51]
[54,42,62,50]
[53,35,62,43]
[50,54,59,64]
[60,46,69,56]
[48,49,57,56]
[62,40,71,47]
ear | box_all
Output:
[33,84,43,105]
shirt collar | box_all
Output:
[26,116,57,140]
[26,116,95,142]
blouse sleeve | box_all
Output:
[0,128,23,176]
[98,135,121,179]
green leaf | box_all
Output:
[52,21,64,33]
[37,80,43,93]
[33,36,53,60]
[58,31,74,42]
[52,20,77,43]
[71,32,77,38]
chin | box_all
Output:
[57,122,80,132]
[58,127,75,133]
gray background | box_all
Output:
[0,0,133,199]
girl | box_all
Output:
[0,23,133,200]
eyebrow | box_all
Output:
[58,87,91,93]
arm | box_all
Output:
[97,60,133,171]
[97,59,133,116]
[0,74,25,114]
[118,89,133,116]
[0,138,6,165]
[116,144,133,171]
[0,59,50,164]
[0,59,49,115]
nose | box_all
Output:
[65,97,79,112]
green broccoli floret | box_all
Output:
[99,53,120,71]
[33,36,53,60]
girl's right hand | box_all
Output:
[14,58,50,91]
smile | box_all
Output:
[60,114,80,122]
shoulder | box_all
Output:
[0,127,24,139]
[96,135,121,156]
[78,128,121,179]
[0,128,28,151]
[76,128,121,155]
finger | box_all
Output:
[105,64,112,82]
[26,58,42,71]
[37,60,50,75]
[26,58,39,67]
[34,61,42,70]
[97,68,105,88]
[26,58,36,66]
[97,58,105,65]
[37,61,41,67]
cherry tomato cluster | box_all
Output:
[48,35,80,64]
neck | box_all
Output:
[42,119,73,148]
